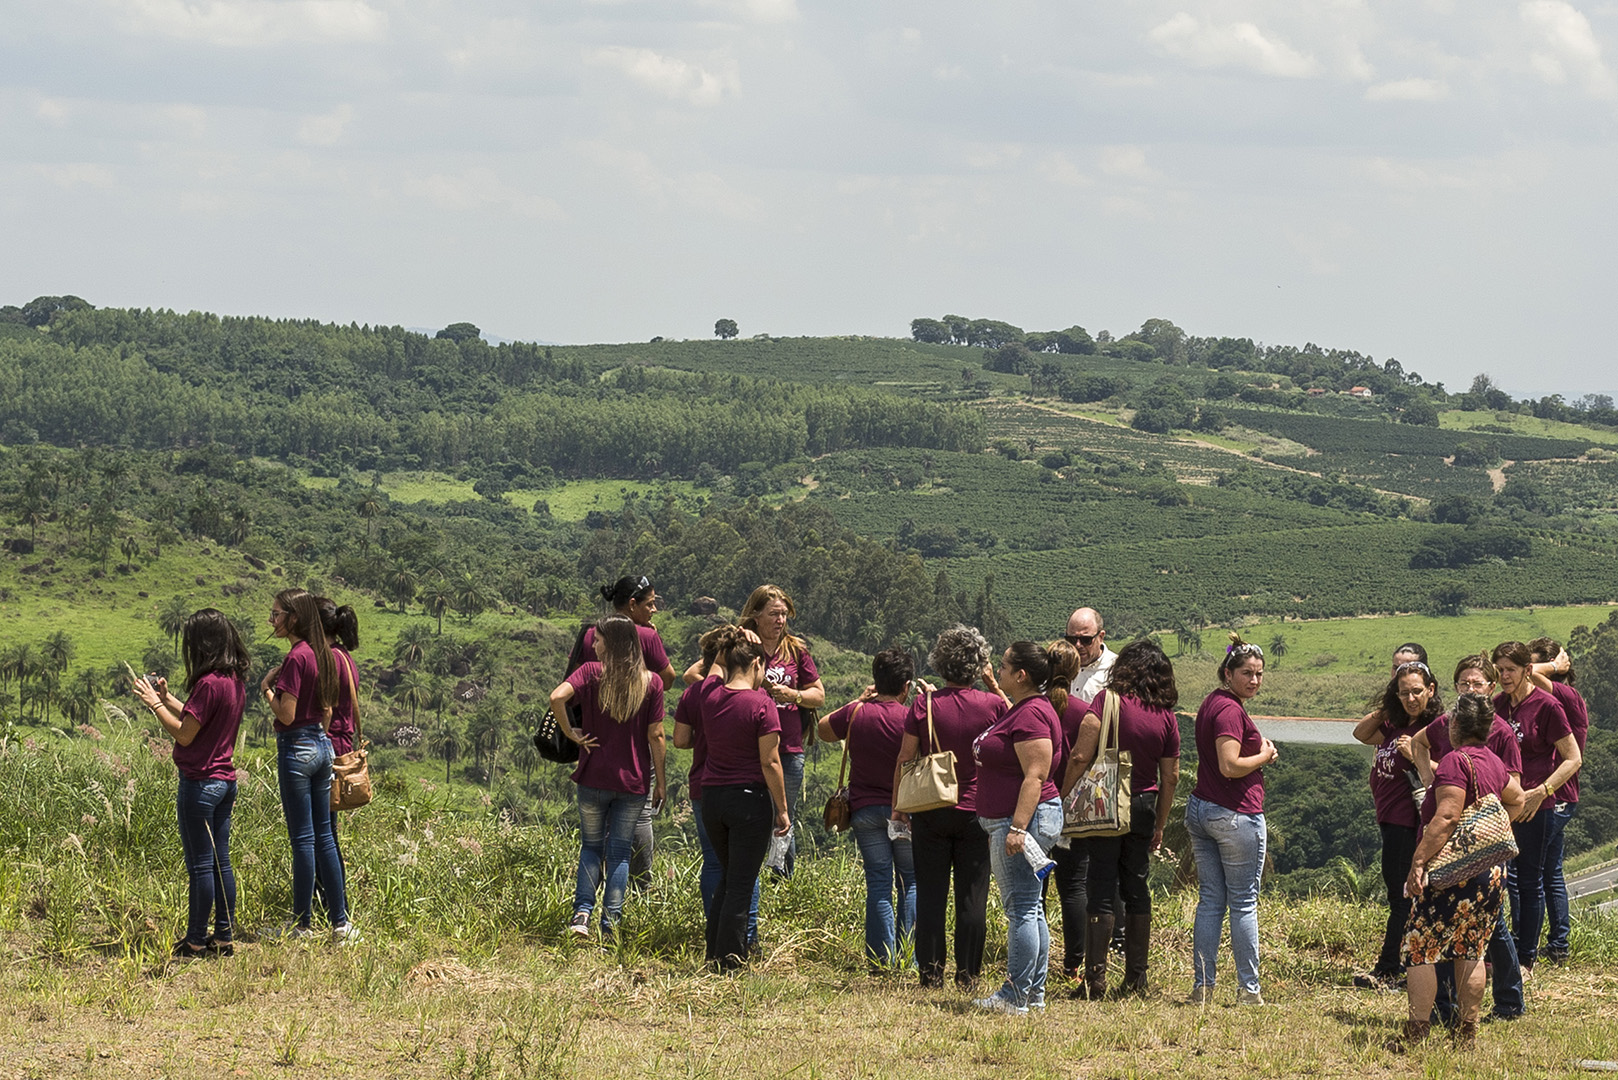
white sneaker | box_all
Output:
[972,995,1029,1016]
[331,922,361,946]
[1237,988,1266,1006]
[262,921,317,943]
[568,911,590,938]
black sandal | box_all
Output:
[172,939,207,959]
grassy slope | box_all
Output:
[1441,408,1618,447]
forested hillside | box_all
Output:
[3,297,1616,877]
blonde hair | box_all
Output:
[1044,639,1083,714]
[740,584,805,663]
[595,616,649,723]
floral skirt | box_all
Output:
[1401,864,1504,966]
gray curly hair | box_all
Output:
[929,624,992,686]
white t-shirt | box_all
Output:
[1070,647,1117,705]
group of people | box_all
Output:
[134,589,363,956]
[1351,640,1586,1050]
[551,573,1592,1043]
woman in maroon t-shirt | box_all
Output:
[1490,641,1579,970]
[1528,637,1586,962]
[549,615,666,941]
[739,584,824,877]
[1185,633,1278,1006]
[1391,694,1527,1052]
[133,609,251,958]
[891,624,1007,991]
[1351,659,1442,989]
[1061,639,1182,1000]
[314,597,361,904]
[819,648,917,970]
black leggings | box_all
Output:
[1376,822,1418,975]
[701,784,774,970]
[911,807,991,987]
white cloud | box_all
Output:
[588,46,738,106]
[34,162,118,188]
[1520,0,1618,100]
[1365,77,1450,101]
[401,169,564,221]
[1099,145,1159,182]
[579,141,762,220]
[1040,154,1091,188]
[113,0,387,47]
[297,104,354,146]
[697,0,799,24]
[1147,13,1321,79]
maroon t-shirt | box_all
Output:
[1419,745,1510,843]
[763,644,819,755]
[1369,716,1423,829]
[972,695,1061,821]
[327,648,358,756]
[826,699,909,811]
[699,685,782,788]
[1082,690,1181,795]
[1547,682,1588,804]
[564,663,665,795]
[1495,687,1572,790]
[582,623,671,676]
[1052,697,1085,796]
[1425,712,1522,774]
[676,676,720,801]
[1192,689,1265,814]
[904,686,1006,815]
[173,671,246,781]
[271,640,325,733]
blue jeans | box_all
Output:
[1186,794,1266,994]
[177,776,237,947]
[692,796,760,938]
[982,799,1064,1008]
[1508,804,1553,965]
[852,804,916,967]
[1543,801,1577,954]
[777,750,804,877]
[276,728,346,927]
[574,785,647,931]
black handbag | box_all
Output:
[533,705,580,764]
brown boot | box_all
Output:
[1116,913,1151,996]
[1083,914,1114,1002]
[1385,1019,1431,1053]
[1452,1020,1477,1050]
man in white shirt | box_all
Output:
[1066,607,1116,705]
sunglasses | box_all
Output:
[1064,633,1099,647]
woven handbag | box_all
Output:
[330,660,373,811]
[1062,690,1132,838]
[1426,750,1518,890]
[894,692,958,813]
[823,704,857,833]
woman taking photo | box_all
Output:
[819,648,917,970]
[1351,660,1442,990]
[1390,693,1527,1052]
[1061,639,1181,999]
[1527,637,1586,964]
[588,575,678,890]
[261,588,353,943]
[1186,633,1277,1006]
[134,609,251,958]
[891,624,1006,990]
[739,584,824,877]
[1491,641,1579,972]
[549,615,667,942]
[971,641,1065,1015]
[698,634,791,971]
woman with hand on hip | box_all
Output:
[1185,633,1277,1006]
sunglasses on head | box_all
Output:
[1065,633,1099,647]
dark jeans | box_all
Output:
[1543,801,1577,954]
[1376,822,1418,975]
[692,795,759,937]
[1434,902,1523,1023]
[177,776,237,947]
[1508,805,1553,966]
[1050,842,1088,974]
[1085,792,1158,922]
[911,807,990,988]
[702,784,775,971]
[276,727,346,927]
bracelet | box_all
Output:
[1008,826,1027,835]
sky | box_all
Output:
[3,0,1616,398]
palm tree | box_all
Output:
[1267,634,1289,669]
[159,597,190,653]
[857,619,887,653]
[510,723,540,784]
[421,580,453,635]
[427,718,463,783]
[451,572,491,624]
[397,668,432,724]
[896,631,930,676]
[468,701,506,785]
[386,564,419,614]
[41,631,75,677]
[355,491,384,551]
[394,623,433,669]
[119,534,141,567]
